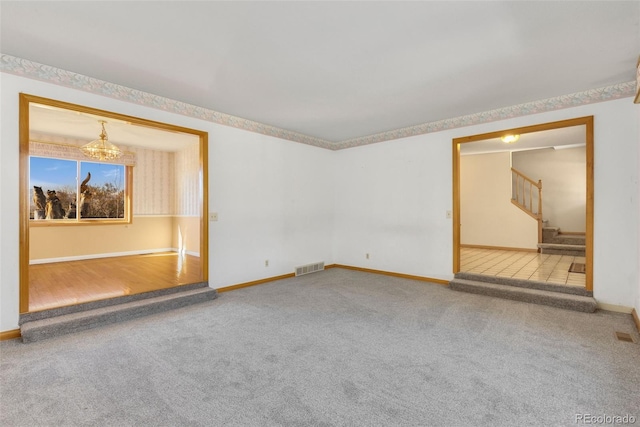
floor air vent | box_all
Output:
[569,262,586,274]
[615,332,635,343]
[295,262,325,277]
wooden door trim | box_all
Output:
[19,93,210,313]
[452,116,594,292]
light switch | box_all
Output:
[209,212,218,221]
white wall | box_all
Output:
[0,73,335,331]
[460,152,538,249]
[589,100,639,311]
[333,135,453,279]
[333,97,638,309]
[513,146,586,232]
[209,124,335,287]
[1,72,638,333]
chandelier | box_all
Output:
[80,120,122,161]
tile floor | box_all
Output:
[460,248,586,287]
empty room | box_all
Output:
[1,2,639,426]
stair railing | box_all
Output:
[511,167,543,243]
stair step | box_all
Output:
[20,287,218,343]
[547,235,586,245]
[20,281,210,324]
[542,227,560,241]
[449,278,596,312]
[537,243,585,256]
[454,272,591,296]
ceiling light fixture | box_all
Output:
[501,134,520,144]
[80,120,122,161]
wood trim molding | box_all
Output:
[216,273,296,293]
[632,308,640,334]
[19,94,30,313]
[329,264,449,285]
[452,116,594,292]
[29,248,187,265]
[595,303,633,314]
[453,117,595,145]
[0,329,21,341]
[19,93,210,314]
[460,244,538,253]
[634,55,640,104]
[200,132,209,283]
[216,264,449,294]
[584,116,594,292]
[452,141,461,273]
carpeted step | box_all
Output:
[19,281,211,325]
[454,272,591,296]
[549,234,586,245]
[542,226,560,242]
[20,287,218,343]
[537,243,585,256]
[449,278,596,312]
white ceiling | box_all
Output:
[1,1,638,144]
[29,103,199,151]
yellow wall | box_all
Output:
[28,138,202,262]
[30,216,173,261]
[460,152,538,249]
[512,146,586,232]
[172,216,201,256]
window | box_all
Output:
[30,156,131,223]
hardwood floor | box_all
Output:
[29,252,203,312]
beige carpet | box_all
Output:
[1,268,639,426]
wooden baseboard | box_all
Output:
[217,264,448,293]
[329,264,449,285]
[216,273,296,293]
[558,231,586,236]
[0,329,21,341]
[596,303,633,314]
[632,308,640,334]
[460,244,538,252]
[29,248,197,265]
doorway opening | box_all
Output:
[19,94,209,313]
[452,117,593,292]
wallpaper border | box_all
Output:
[336,81,635,149]
[1,54,334,150]
[1,54,635,150]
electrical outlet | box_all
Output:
[265,259,269,267]
[209,212,218,221]
[366,253,370,259]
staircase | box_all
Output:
[510,167,543,242]
[449,272,596,312]
[538,226,586,257]
[19,282,218,343]
[510,167,586,257]
[454,167,592,311]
